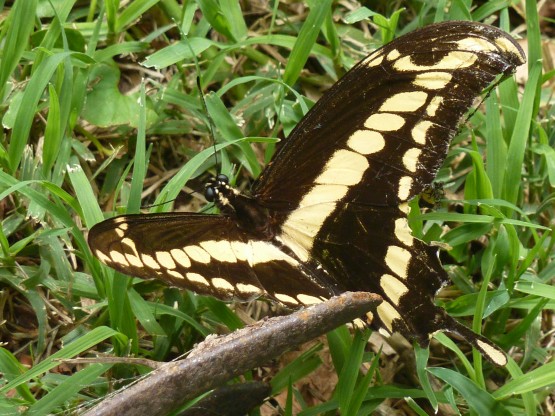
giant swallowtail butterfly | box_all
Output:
[89,21,525,366]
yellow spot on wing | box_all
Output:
[275,293,299,305]
[385,245,411,280]
[398,176,413,201]
[412,120,433,145]
[379,91,428,112]
[200,240,237,263]
[387,49,400,61]
[184,245,211,264]
[95,249,112,264]
[394,217,413,246]
[141,253,161,269]
[347,130,385,155]
[167,270,185,280]
[413,72,453,90]
[297,294,325,305]
[156,251,176,269]
[125,254,143,267]
[236,283,262,295]
[364,53,384,68]
[121,238,138,253]
[376,301,401,332]
[494,36,524,59]
[300,184,348,207]
[456,36,496,52]
[476,339,507,366]
[316,149,369,186]
[186,272,209,286]
[426,96,443,116]
[393,51,477,72]
[280,202,336,261]
[380,274,409,305]
[249,241,298,266]
[212,277,234,291]
[365,113,405,131]
[230,241,248,261]
[170,248,191,268]
[110,250,129,267]
[402,148,422,173]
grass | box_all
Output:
[0,1,554,415]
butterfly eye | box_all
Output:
[217,174,229,184]
[205,186,217,202]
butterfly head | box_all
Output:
[205,173,232,207]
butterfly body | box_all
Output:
[89,21,525,366]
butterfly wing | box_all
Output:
[88,213,333,306]
[88,22,525,366]
[253,21,524,208]
[250,21,524,365]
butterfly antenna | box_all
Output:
[180,32,220,175]
[197,76,220,175]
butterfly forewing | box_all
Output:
[89,213,333,307]
[253,22,525,209]
[88,21,525,366]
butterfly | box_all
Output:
[89,21,525,366]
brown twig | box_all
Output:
[82,291,381,416]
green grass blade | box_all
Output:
[503,61,541,207]
[0,327,121,395]
[494,360,555,398]
[25,364,112,416]
[427,367,510,415]
[0,0,38,95]
[283,0,333,86]
[127,83,148,214]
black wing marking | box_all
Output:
[88,213,333,307]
